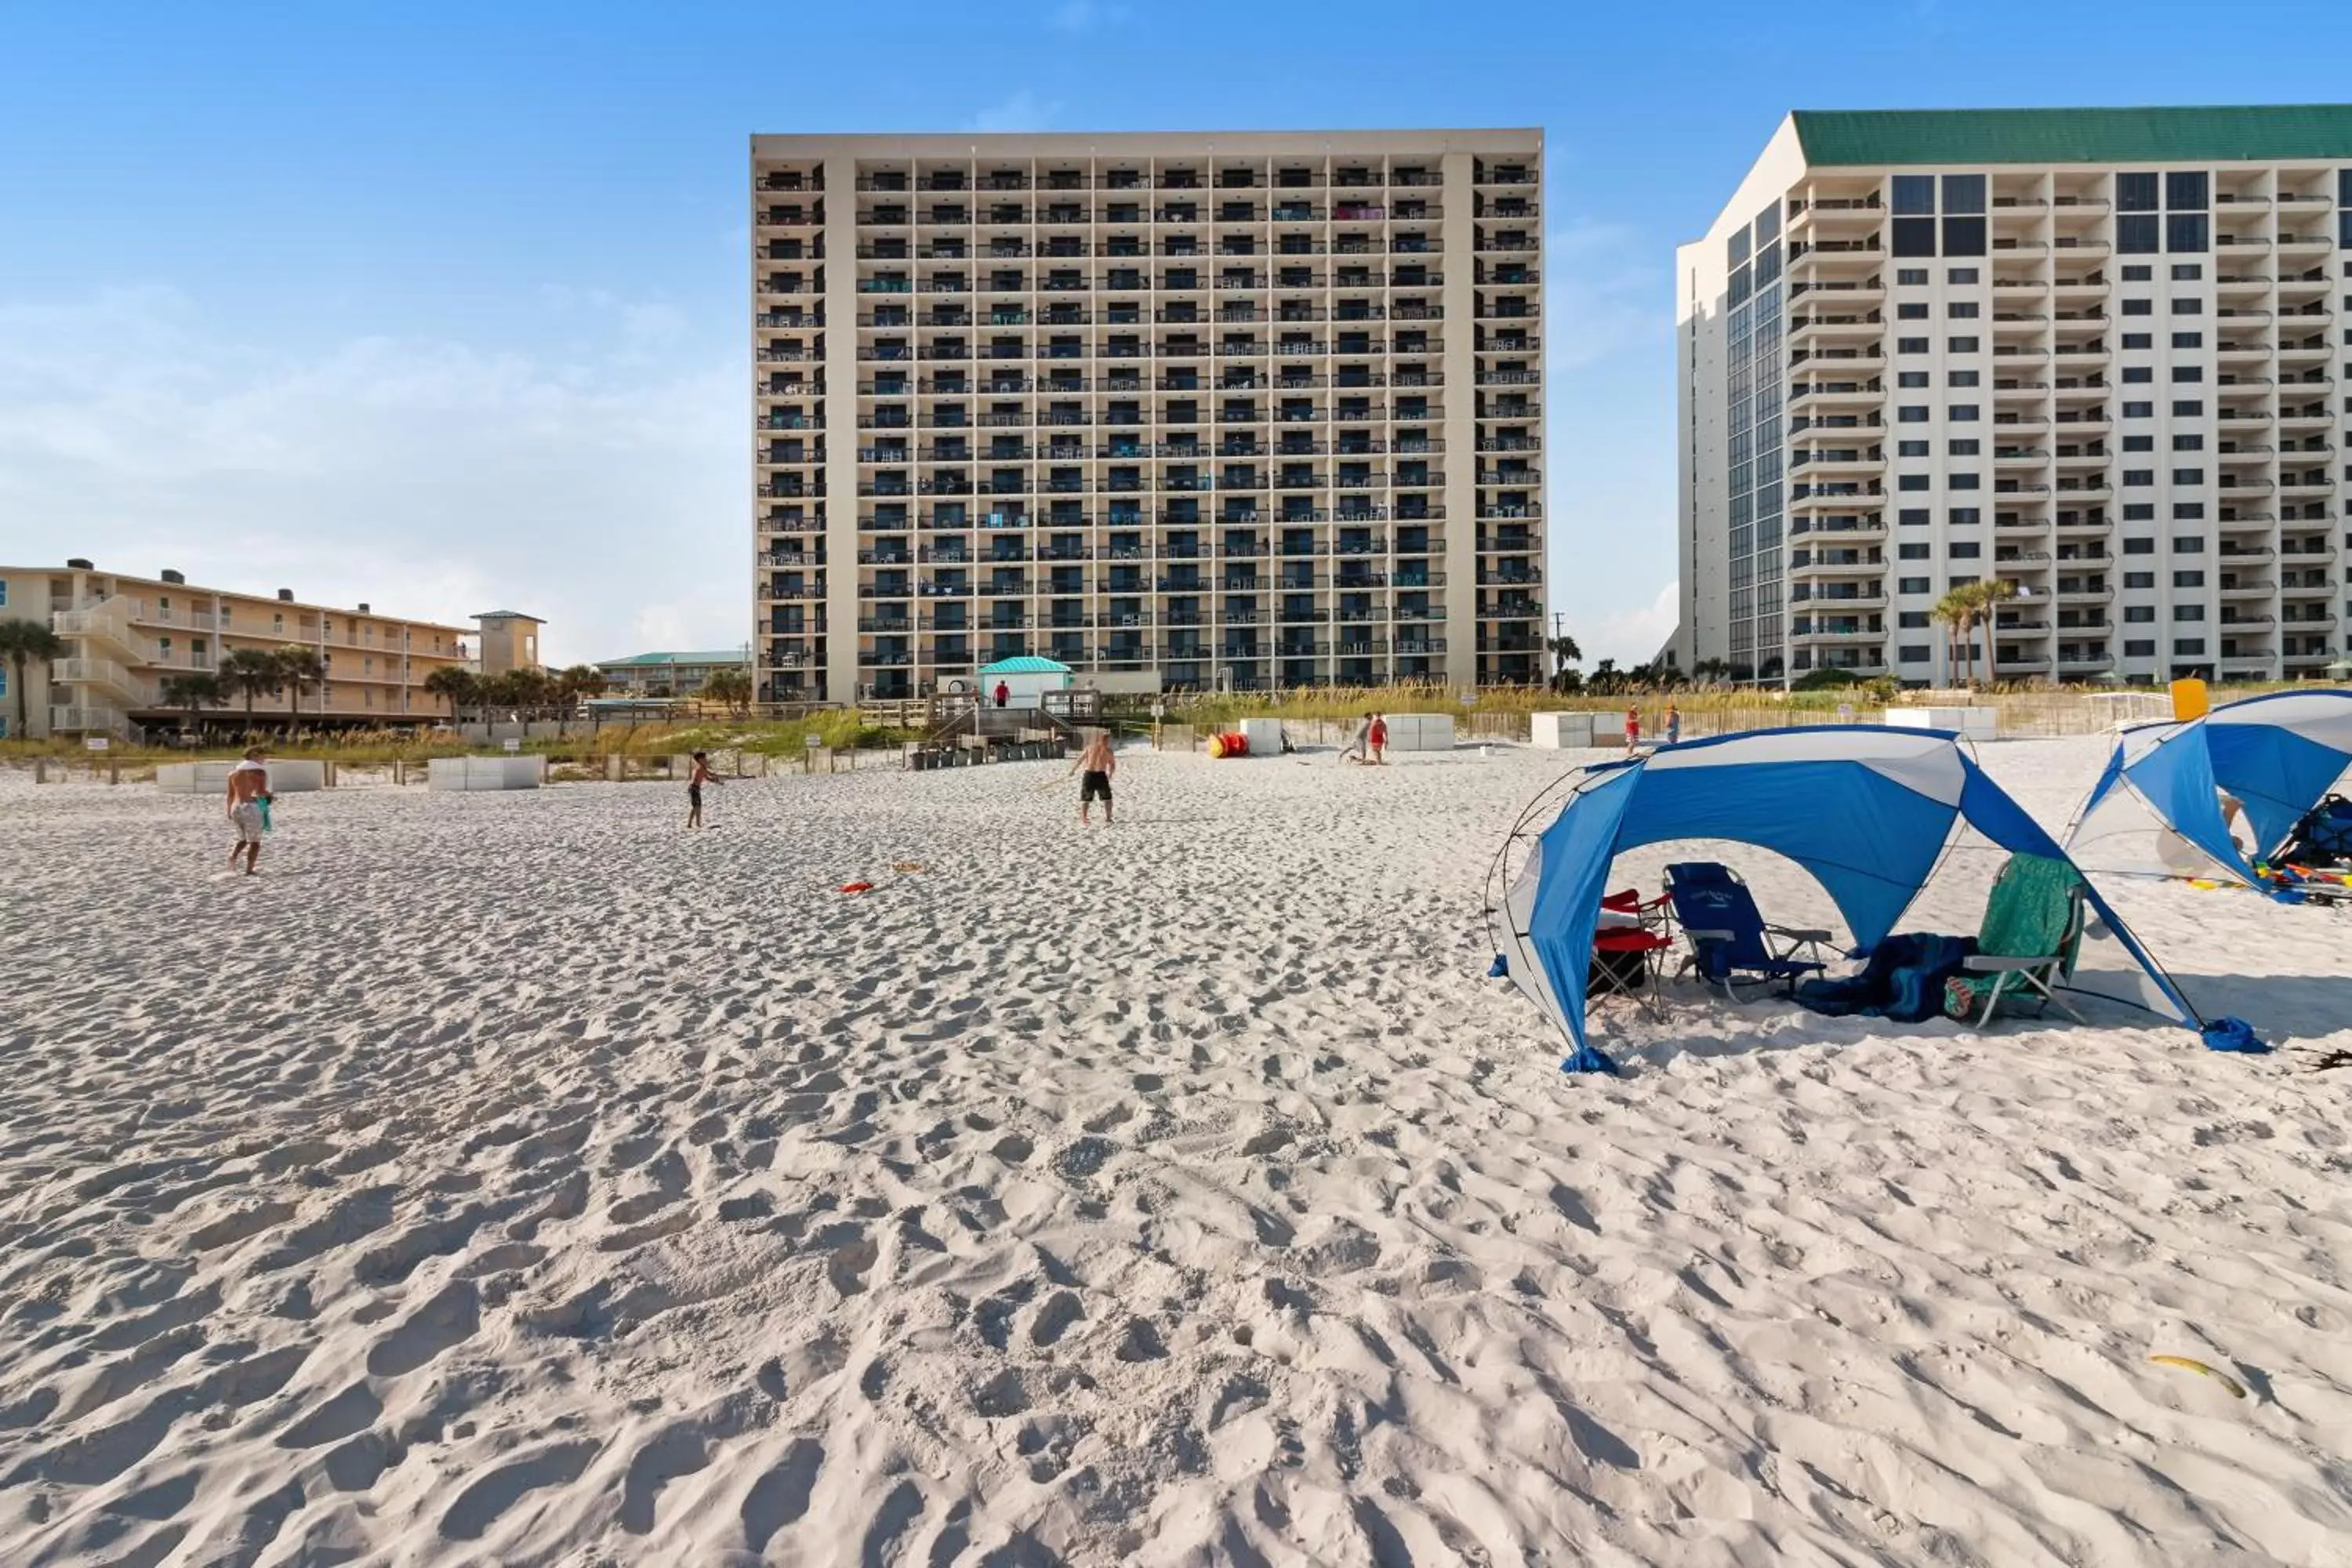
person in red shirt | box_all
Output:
[1625,704,1642,753]
[1368,713,1388,765]
[993,680,1010,709]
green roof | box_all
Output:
[1793,104,2352,166]
[595,650,746,667]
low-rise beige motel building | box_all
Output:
[1,559,474,740]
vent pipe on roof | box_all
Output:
[161,568,186,585]
[278,589,294,602]
[67,557,94,569]
[358,603,370,614]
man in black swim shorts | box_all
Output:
[1070,729,1116,826]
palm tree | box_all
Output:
[159,671,227,733]
[0,618,67,739]
[219,647,286,728]
[424,665,477,724]
[274,648,326,732]
[1973,579,2019,685]
[703,667,753,717]
[1930,585,1980,688]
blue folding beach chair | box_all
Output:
[1664,862,1835,1000]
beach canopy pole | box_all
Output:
[1487,727,2200,1065]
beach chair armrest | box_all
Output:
[1682,927,1735,943]
[1770,927,1835,943]
[1963,953,2054,973]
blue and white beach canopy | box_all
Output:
[1489,727,2198,1056]
[2066,690,2352,888]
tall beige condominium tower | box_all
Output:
[750,129,1547,704]
[1670,106,2352,688]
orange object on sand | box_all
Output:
[840,880,875,895]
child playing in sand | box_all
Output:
[226,747,270,875]
[1368,713,1388,765]
[687,750,724,829]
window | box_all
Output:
[2125,505,2156,521]
[1899,543,1931,560]
[1893,219,1937,257]
[2122,299,2154,316]
[1898,440,1930,457]
[1947,438,1980,456]
[2172,399,2205,417]
[1899,576,1932,594]
[1942,174,1986,214]
[0,579,7,608]
[2165,171,2209,211]
[2123,469,2154,486]
[2172,296,2202,314]
[2172,535,2206,553]
[2173,604,2206,621]
[1898,302,1929,319]
[1900,644,1932,662]
[1898,371,1930,388]
[1949,541,1982,559]
[2166,213,2209,254]
[2122,366,2154,383]
[1897,336,1930,354]
[1942,217,1986,257]
[2126,606,2156,622]
[1900,506,1930,524]
[2343,169,2352,208]
[1947,267,1979,285]
[2122,264,2153,281]
[2170,263,2204,281]
[1896,267,1929,285]
[2123,401,2154,418]
[2174,502,2205,520]
[2172,468,2205,485]
[2172,569,2205,588]
[2124,435,2154,452]
[2122,332,2154,350]
[1947,301,1980,319]
[1900,611,1930,629]
[2118,214,2161,253]
[1947,336,1980,353]
[1949,370,1980,387]
[2172,366,2204,383]
[1899,405,1930,423]
[2124,537,2156,554]
[1948,506,1982,525]
[1949,473,1980,489]
[1899,474,1931,490]
[2173,433,2205,450]
[2174,638,2207,655]
[2125,572,2155,590]
[1950,404,1980,421]
[2118,172,2158,212]
[2126,639,2156,657]
[1892,175,1936,215]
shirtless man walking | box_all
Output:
[1069,728,1116,826]
[226,747,270,875]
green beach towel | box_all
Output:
[1943,854,2082,1021]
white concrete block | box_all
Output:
[1530,711,1596,750]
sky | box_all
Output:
[2,0,2347,668]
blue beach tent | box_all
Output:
[1486,728,2200,1064]
[2067,690,2352,890]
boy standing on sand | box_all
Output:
[1069,729,1116,826]
[1368,713,1388,765]
[687,750,724,829]
[1624,704,1642,753]
[225,747,270,876]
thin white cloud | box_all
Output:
[968,89,1060,134]
[1541,220,1666,372]
[0,286,741,667]
[1581,579,1681,667]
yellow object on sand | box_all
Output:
[2170,677,2210,722]
[2149,1355,2245,1398]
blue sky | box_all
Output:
[2,0,2344,666]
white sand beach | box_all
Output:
[2,736,2350,1566]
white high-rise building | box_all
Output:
[1670,107,2352,688]
[750,130,1547,704]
